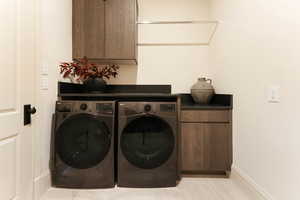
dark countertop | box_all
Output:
[58,82,172,94]
[59,93,178,102]
[58,82,177,101]
[58,82,233,109]
[60,93,177,98]
[180,94,233,110]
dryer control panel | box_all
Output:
[160,104,176,112]
[119,102,177,117]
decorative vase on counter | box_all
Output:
[191,77,215,104]
[83,77,107,93]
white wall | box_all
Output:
[36,1,300,199]
[35,0,72,179]
[209,1,300,199]
[36,0,211,181]
[133,0,211,93]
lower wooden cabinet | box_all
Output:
[181,110,232,174]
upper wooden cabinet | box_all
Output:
[73,0,138,65]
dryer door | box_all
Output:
[121,115,175,169]
[56,113,111,169]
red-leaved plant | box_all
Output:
[60,57,119,83]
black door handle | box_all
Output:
[29,107,37,114]
[24,105,37,125]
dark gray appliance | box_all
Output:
[50,101,115,189]
[117,101,178,188]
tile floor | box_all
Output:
[41,177,264,200]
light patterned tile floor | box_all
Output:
[41,177,263,200]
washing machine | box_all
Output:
[50,101,115,189]
[117,101,178,188]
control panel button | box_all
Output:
[80,103,88,111]
[144,104,152,112]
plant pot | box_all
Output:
[83,77,107,93]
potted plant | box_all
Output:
[59,57,119,93]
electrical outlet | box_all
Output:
[268,86,280,103]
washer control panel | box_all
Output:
[56,101,114,114]
[56,102,72,112]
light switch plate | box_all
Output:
[268,86,280,103]
[41,64,49,75]
[41,76,49,90]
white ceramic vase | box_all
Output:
[191,77,215,104]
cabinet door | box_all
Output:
[73,0,105,59]
[181,123,231,172]
[105,0,136,59]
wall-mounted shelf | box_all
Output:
[137,20,218,46]
[138,43,210,46]
[137,20,218,25]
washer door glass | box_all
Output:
[56,113,111,169]
[121,115,175,169]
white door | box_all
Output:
[0,0,36,200]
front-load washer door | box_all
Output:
[121,115,175,169]
[56,113,111,169]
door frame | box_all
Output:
[32,0,52,199]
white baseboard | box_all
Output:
[34,171,51,200]
[231,165,274,200]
